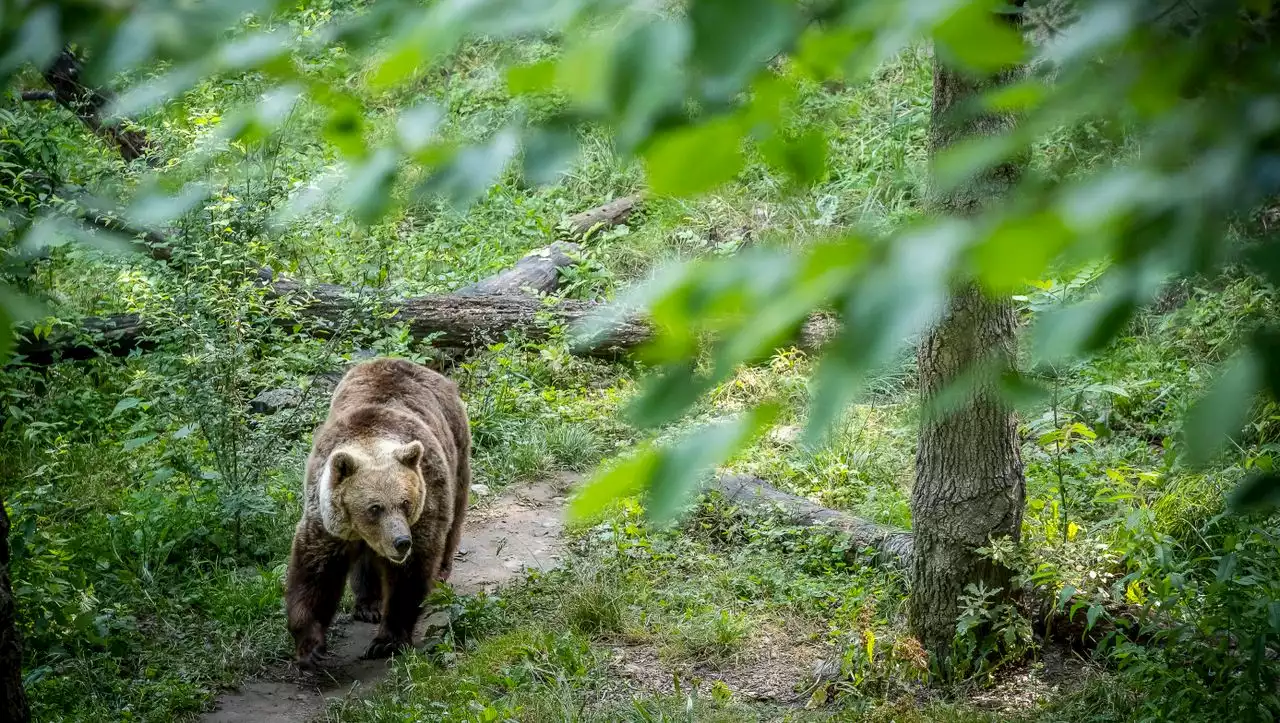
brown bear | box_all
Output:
[285,357,471,667]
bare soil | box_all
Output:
[199,475,575,723]
[606,620,828,705]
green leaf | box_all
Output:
[794,25,862,82]
[1056,584,1077,610]
[1216,552,1238,583]
[689,0,799,101]
[521,125,579,187]
[341,148,400,225]
[111,397,142,417]
[609,19,690,152]
[933,134,1022,194]
[932,1,1026,73]
[1182,351,1261,467]
[396,102,443,153]
[1085,603,1102,630]
[644,117,744,197]
[507,60,557,95]
[0,6,59,77]
[217,29,290,71]
[1031,288,1136,364]
[759,127,829,187]
[572,406,778,525]
[122,434,157,452]
[101,13,158,77]
[108,66,203,119]
[972,211,1072,294]
[569,445,657,522]
[626,362,713,430]
[323,95,368,159]
[127,184,210,227]
[982,80,1048,112]
[647,406,779,524]
[417,129,518,209]
[367,4,470,89]
[1228,472,1280,513]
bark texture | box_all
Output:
[706,476,913,568]
[908,20,1028,660]
[457,242,580,296]
[563,195,640,238]
[261,271,651,358]
[11,277,651,365]
[40,48,151,162]
[0,497,31,723]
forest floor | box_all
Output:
[201,475,575,723]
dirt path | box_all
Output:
[200,475,575,723]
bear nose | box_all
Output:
[393,536,412,555]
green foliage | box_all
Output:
[2,0,1280,719]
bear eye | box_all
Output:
[401,499,411,511]
[368,504,383,517]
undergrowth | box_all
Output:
[1,3,1277,721]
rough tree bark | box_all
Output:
[39,48,151,162]
[908,17,1028,660]
[0,497,31,723]
[563,195,640,238]
[11,238,637,364]
[457,242,580,296]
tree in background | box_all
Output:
[908,6,1028,664]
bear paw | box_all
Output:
[295,641,329,671]
[352,601,382,623]
[362,634,411,660]
[436,562,452,581]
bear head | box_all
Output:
[316,439,434,564]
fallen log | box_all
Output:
[702,475,914,568]
[12,284,835,367]
[11,270,650,366]
[260,271,651,357]
[564,195,640,238]
[79,211,174,262]
[13,314,153,366]
[457,242,580,296]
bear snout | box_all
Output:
[393,535,411,555]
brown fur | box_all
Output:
[285,357,471,666]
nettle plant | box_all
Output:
[3,0,1280,516]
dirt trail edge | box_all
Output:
[200,474,577,723]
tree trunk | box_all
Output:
[40,48,151,163]
[0,497,31,723]
[908,25,1028,662]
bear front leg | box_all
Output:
[349,547,383,623]
[285,525,350,670]
[363,549,431,659]
[438,457,470,582]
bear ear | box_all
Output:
[394,440,423,468]
[329,450,359,483]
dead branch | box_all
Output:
[39,48,153,163]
